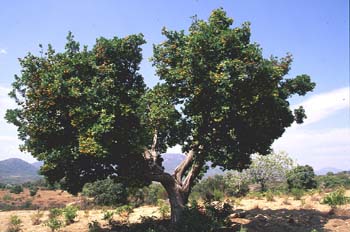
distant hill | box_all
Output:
[316,167,343,176]
[161,153,223,178]
[0,154,223,184]
[0,158,42,184]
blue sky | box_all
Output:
[0,0,349,170]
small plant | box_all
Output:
[213,189,224,201]
[6,215,22,232]
[45,218,63,232]
[115,205,134,223]
[102,210,114,224]
[63,205,78,225]
[157,199,170,218]
[290,188,304,200]
[265,191,274,201]
[29,186,38,197]
[30,210,44,225]
[88,220,102,232]
[9,185,23,194]
[322,187,350,208]
[49,208,62,218]
[3,194,13,201]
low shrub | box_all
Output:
[45,218,63,232]
[6,215,22,232]
[157,199,170,219]
[290,188,304,200]
[29,186,38,197]
[322,187,350,208]
[30,210,44,225]
[9,185,23,194]
[63,205,78,225]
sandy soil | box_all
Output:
[0,190,349,232]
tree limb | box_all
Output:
[173,150,194,183]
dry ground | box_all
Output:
[0,189,349,232]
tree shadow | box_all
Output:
[228,207,350,232]
[106,207,349,232]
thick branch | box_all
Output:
[173,150,194,183]
[150,129,158,161]
[182,146,205,193]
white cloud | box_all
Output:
[273,87,350,170]
[0,48,7,55]
[292,87,349,126]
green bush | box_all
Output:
[82,178,128,206]
[6,215,22,232]
[45,218,63,232]
[317,172,350,189]
[63,205,78,225]
[9,185,23,194]
[49,208,62,218]
[29,186,39,196]
[322,187,350,208]
[287,165,317,190]
[157,199,170,218]
[290,188,304,200]
[175,203,222,232]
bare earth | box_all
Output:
[0,189,349,232]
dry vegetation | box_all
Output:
[0,188,349,232]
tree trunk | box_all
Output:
[146,147,204,223]
[165,183,187,223]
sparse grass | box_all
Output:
[6,215,22,232]
[30,210,44,225]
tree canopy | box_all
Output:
[6,8,315,222]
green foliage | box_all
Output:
[157,199,170,218]
[322,187,350,208]
[191,175,229,201]
[6,215,22,232]
[287,165,317,190]
[63,205,78,225]
[88,220,102,232]
[9,185,23,194]
[45,218,63,232]
[49,208,62,218]
[174,203,221,232]
[3,194,13,201]
[82,178,128,206]
[316,172,350,189]
[290,188,304,200]
[152,8,315,171]
[29,186,38,196]
[102,210,114,224]
[6,32,148,194]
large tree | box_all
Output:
[6,9,315,223]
